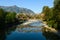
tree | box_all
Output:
[42,6,51,21]
[42,6,55,28]
[0,8,7,29]
[53,0,60,29]
[5,12,16,24]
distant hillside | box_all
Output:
[0,5,35,14]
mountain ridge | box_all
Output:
[0,5,35,14]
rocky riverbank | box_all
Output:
[42,21,60,37]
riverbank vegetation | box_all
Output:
[41,0,60,30]
[0,8,17,40]
[0,8,29,40]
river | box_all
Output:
[5,20,60,40]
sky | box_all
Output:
[0,0,54,13]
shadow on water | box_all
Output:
[0,26,16,40]
[42,30,60,40]
[0,22,22,40]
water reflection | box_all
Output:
[6,31,46,40]
[0,30,6,40]
[0,25,17,40]
[1,21,60,40]
[42,30,60,40]
[5,21,46,40]
[29,21,43,27]
[16,27,42,32]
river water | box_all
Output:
[5,21,60,40]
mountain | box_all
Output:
[0,5,35,14]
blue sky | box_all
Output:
[0,0,54,13]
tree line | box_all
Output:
[42,0,60,30]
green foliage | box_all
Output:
[42,6,58,29]
[53,0,60,29]
[42,6,52,21]
[0,8,6,28]
[5,12,16,23]
[0,8,18,29]
[42,0,60,30]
